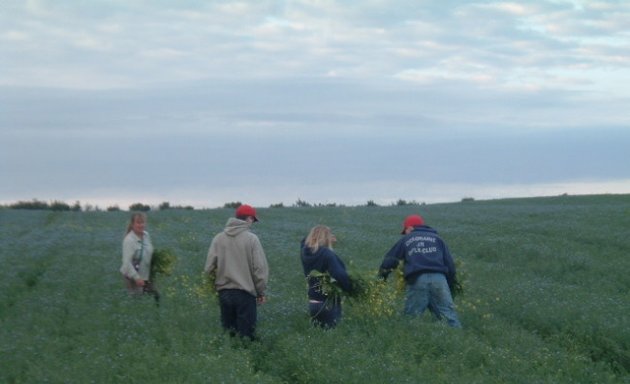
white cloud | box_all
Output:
[465,2,539,16]
[24,0,52,17]
[1,30,29,41]
[2,0,628,94]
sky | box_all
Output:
[1,0,629,209]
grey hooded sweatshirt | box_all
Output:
[204,218,269,297]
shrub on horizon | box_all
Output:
[50,201,71,211]
[294,198,311,207]
[71,201,82,212]
[129,202,150,212]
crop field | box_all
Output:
[1,194,629,383]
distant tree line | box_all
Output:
[158,202,194,211]
[3,199,82,211]
[1,197,457,211]
[1,199,195,212]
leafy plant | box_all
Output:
[150,248,177,280]
[307,270,344,298]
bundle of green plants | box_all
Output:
[307,270,345,298]
[450,277,464,298]
[201,272,218,297]
[451,259,466,298]
[307,270,403,318]
[150,248,177,280]
[308,270,398,300]
[347,272,370,298]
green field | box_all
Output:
[1,195,629,383]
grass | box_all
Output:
[0,194,629,383]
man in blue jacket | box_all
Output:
[379,214,461,328]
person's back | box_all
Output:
[389,225,455,287]
[300,225,351,328]
[209,217,267,297]
[301,241,351,302]
[204,205,269,339]
[379,214,461,328]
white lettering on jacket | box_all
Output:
[405,236,438,257]
[405,236,436,247]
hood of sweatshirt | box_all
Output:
[301,240,339,275]
[223,217,251,237]
[301,244,325,272]
[408,225,438,236]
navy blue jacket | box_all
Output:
[379,226,456,287]
[301,240,351,301]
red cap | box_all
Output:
[235,204,258,222]
[401,214,424,234]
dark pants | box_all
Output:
[309,297,342,329]
[218,289,257,340]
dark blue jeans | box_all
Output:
[218,289,257,340]
[309,297,342,328]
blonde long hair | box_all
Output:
[304,225,335,253]
[126,212,147,234]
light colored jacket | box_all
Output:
[204,218,269,297]
[120,231,153,281]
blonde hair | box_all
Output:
[304,225,334,253]
[126,212,147,234]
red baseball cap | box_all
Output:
[401,214,424,234]
[235,204,258,222]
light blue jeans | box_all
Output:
[405,273,462,328]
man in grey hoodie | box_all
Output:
[204,204,269,340]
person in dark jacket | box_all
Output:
[378,214,461,328]
[301,225,351,328]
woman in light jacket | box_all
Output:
[120,212,159,304]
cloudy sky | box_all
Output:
[1,0,629,209]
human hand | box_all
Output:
[135,278,145,287]
[257,295,267,305]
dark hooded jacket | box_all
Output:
[379,225,456,288]
[301,240,351,302]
